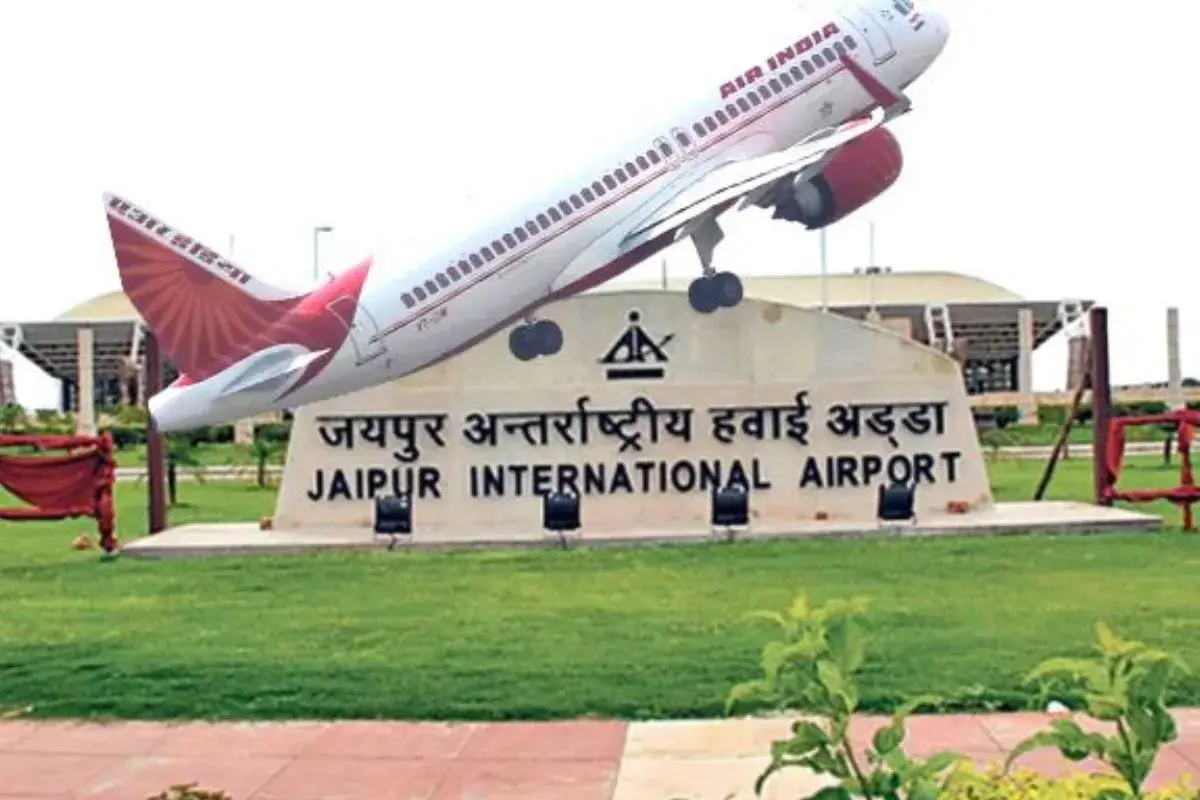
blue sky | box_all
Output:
[1,0,1194,407]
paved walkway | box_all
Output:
[1,711,1197,799]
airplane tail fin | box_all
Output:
[103,193,307,384]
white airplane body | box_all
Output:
[104,0,948,432]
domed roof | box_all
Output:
[591,270,1025,306]
[52,271,1021,326]
[54,290,141,323]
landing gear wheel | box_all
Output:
[688,277,719,314]
[509,319,564,361]
[509,325,539,361]
[532,319,563,356]
[713,271,743,308]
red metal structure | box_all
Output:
[144,329,167,535]
[1099,408,1200,532]
[0,432,118,552]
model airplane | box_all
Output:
[104,0,948,432]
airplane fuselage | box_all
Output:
[143,0,949,431]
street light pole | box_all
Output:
[312,225,333,281]
[819,228,828,312]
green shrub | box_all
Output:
[727,594,966,799]
[945,764,1194,800]
[146,770,1198,800]
[100,424,239,449]
[105,423,146,447]
[1035,401,1172,430]
[20,409,75,435]
[178,425,234,446]
[255,421,292,444]
[0,403,25,431]
[108,404,148,426]
[22,417,293,454]
[1005,622,1191,798]
[730,594,1194,800]
[993,406,1021,428]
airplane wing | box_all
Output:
[218,346,332,398]
[621,104,893,250]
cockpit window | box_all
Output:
[893,0,914,13]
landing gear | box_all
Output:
[508,318,563,361]
[688,271,744,314]
[683,213,744,314]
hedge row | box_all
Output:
[97,421,294,448]
[1039,400,1200,426]
[975,401,1200,429]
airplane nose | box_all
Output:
[921,6,950,51]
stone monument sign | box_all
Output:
[274,291,992,541]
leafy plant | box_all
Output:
[145,784,231,800]
[1004,621,1191,799]
[166,436,208,505]
[727,593,966,800]
[111,403,148,426]
[249,435,282,488]
[32,408,74,434]
[945,763,1195,800]
[0,402,24,431]
[133,435,207,504]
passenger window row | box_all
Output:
[692,36,858,140]
[399,35,857,311]
[399,141,679,309]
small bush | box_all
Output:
[255,421,292,444]
[945,764,1195,800]
[106,423,146,447]
[108,404,148,426]
[1005,621,1192,798]
[993,406,1021,428]
[730,594,1195,800]
[728,594,966,799]
[179,425,235,446]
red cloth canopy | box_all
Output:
[0,434,117,552]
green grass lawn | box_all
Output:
[0,454,1196,723]
[110,442,285,468]
[980,422,1168,448]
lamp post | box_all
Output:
[819,228,828,311]
[312,225,333,281]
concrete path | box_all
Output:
[1,711,1197,799]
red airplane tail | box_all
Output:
[103,193,307,384]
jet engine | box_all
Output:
[772,126,904,229]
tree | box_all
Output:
[164,435,205,506]
[249,435,283,488]
[0,403,24,432]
